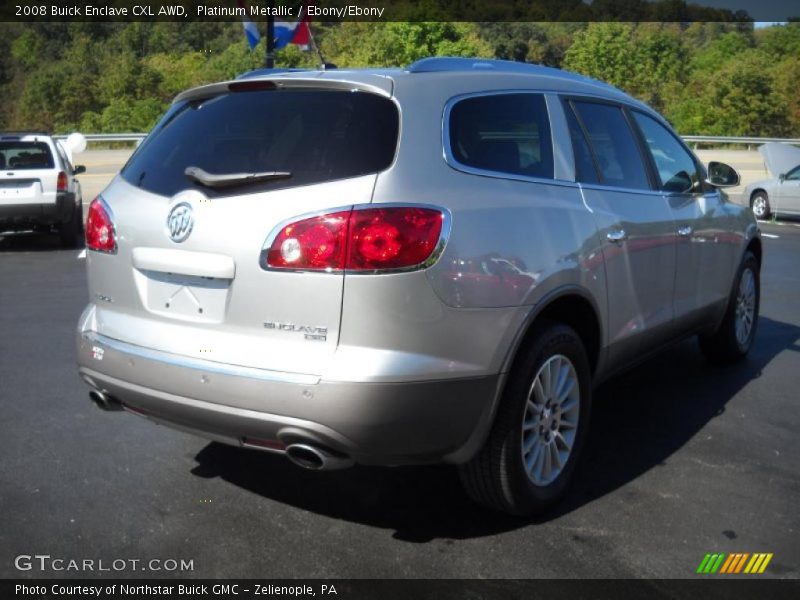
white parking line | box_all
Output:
[77,249,86,259]
[762,233,779,239]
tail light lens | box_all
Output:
[85,197,117,253]
[57,171,68,193]
[262,206,446,272]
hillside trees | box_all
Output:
[0,21,797,137]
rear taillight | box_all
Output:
[85,197,117,254]
[57,171,68,193]
[262,206,446,272]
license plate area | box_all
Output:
[142,270,230,323]
[0,181,36,198]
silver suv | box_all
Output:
[1,132,85,246]
[76,58,760,515]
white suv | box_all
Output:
[0,132,85,246]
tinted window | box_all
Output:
[0,142,54,170]
[449,94,554,179]
[571,102,650,190]
[786,166,800,181]
[564,102,599,184]
[632,112,700,193]
[122,89,399,197]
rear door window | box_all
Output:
[570,101,650,190]
[448,93,554,180]
[121,88,400,198]
[0,142,55,170]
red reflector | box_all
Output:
[85,197,117,253]
[262,206,445,272]
[57,171,68,193]
[242,437,286,451]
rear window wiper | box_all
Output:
[184,166,292,189]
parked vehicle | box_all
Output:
[0,132,86,246]
[743,142,800,219]
[76,58,761,515]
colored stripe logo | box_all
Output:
[697,553,773,574]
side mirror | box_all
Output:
[707,161,740,188]
[73,165,86,175]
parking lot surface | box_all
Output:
[1,221,798,579]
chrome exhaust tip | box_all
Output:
[285,443,354,471]
[89,390,124,412]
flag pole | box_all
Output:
[307,21,326,68]
[265,2,275,68]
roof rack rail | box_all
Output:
[405,57,620,92]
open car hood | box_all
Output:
[758,143,800,177]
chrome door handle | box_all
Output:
[677,226,693,237]
[607,229,627,244]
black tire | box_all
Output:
[59,201,83,248]
[699,251,760,364]
[750,192,770,220]
[459,321,592,515]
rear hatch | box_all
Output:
[0,139,55,207]
[86,79,399,376]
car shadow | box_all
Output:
[191,316,799,542]
[0,231,84,251]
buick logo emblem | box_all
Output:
[166,202,194,243]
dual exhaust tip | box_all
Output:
[284,443,354,471]
[88,391,354,471]
[89,390,124,412]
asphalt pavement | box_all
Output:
[0,221,798,579]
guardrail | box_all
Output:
[53,133,147,143]
[682,136,800,150]
[52,133,800,149]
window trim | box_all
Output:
[442,90,569,187]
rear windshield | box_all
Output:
[121,88,400,197]
[0,142,54,171]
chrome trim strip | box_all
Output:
[83,332,320,385]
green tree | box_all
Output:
[667,50,790,136]
[325,22,492,68]
[564,23,686,111]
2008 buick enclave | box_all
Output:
[77,58,760,515]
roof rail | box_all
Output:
[405,57,620,92]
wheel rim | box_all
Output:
[521,354,580,487]
[752,197,766,218]
[734,267,756,348]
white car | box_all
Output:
[743,143,800,219]
[0,132,86,246]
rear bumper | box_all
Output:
[0,192,75,226]
[76,329,501,466]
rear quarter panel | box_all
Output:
[344,74,607,379]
